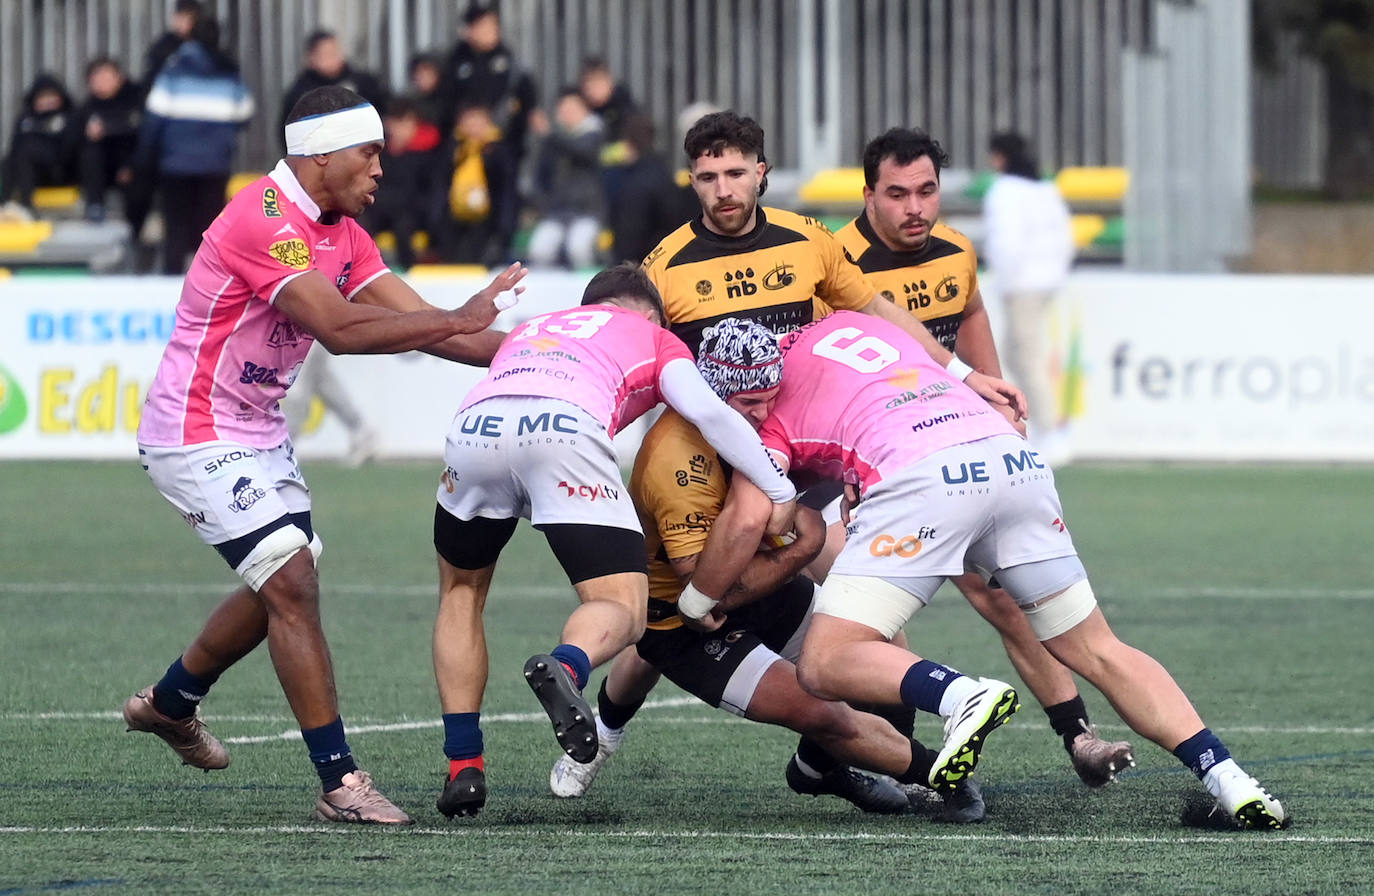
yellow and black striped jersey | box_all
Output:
[643,207,875,354]
[629,409,728,631]
[835,213,979,353]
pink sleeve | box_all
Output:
[654,327,695,371]
[342,218,390,298]
[757,416,793,468]
[215,211,315,303]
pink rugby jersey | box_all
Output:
[760,311,1016,492]
[138,159,389,448]
[460,305,692,435]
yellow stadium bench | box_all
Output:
[798,168,866,205]
[1054,167,1129,204]
[405,264,490,280]
[32,186,81,211]
[1070,214,1107,249]
[375,231,430,253]
[0,220,55,253]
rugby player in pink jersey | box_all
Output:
[430,264,798,819]
[678,313,1287,831]
[125,86,527,825]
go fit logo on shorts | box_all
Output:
[869,526,936,558]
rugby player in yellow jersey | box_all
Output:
[549,113,1020,808]
[832,127,1134,785]
[551,319,987,821]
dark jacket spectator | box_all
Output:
[143,0,203,85]
[72,58,144,222]
[133,19,253,273]
[580,57,638,144]
[607,116,686,265]
[0,74,76,214]
[360,98,443,270]
[280,31,389,142]
[406,53,446,130]
[440,4,536,157]
[435,102,519,267]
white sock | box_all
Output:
[937,675,984,718]
[595,715,624,750]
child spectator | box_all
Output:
[436,102,518,267]
[73,58,144,223]
[0,74,75,220]
[527,87,605,270]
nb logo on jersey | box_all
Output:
[903,280,933,310]
[724,268,757,299]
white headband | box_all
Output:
[284,104,384,156]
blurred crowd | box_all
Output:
[0,1,697,274]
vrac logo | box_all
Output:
[724,268,757,298]
[558,481,621,501]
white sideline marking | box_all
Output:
[5,582,1374,600]
[0,824,1368,845]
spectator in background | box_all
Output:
[982,131,1076,459]
[437,102,518,267]
[527,87,605,270]
[607,114,682,265]
[72,57,143,224]
[143,0,202,85]
[281,31,389,147]
[132,17,253,274]
[407,52,446,130]
[360,97,441,271]
[580,56,637,145]
[0,74,75,221]
[440,1,535,230]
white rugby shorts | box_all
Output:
[436,396,640,531]
[818,433,1077,630]
[139,439,309,546]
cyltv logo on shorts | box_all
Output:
[0,363,29,434]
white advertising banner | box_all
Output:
[0,272,599,462]
[2,271,1372,462]
[1033,273,1374,461]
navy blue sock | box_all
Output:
[898,660,964,714]
[551,643,591,691]
[596,679,643,731]
[442,712,484,760]
[1172,728,1231,778]
[1045,695,1091,752]
[151,656,219,720]
[301,717,357,791]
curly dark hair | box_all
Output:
[683,110,770,197]
[862,127,951,188]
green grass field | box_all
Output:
[1,460,1372,895]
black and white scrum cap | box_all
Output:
[696,317,784,400]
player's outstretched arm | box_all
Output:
[350,263,528,365]
[676,474,775,631]
[657,358,797,511]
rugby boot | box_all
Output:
[550,734,619,798]
[1207,762,1286,830]
[524,654,598,763]
[314,770,413,825]
[1069,721,1136,787]
[437,766,487,818]
[785,757,909,814]
[122,686,229,770]
[929,678,1020,794]
[937,777,987,823]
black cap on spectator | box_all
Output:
[463,2,498,25]
[174,0,203,15]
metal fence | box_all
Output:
[0,0,1326,271]
[6,0,1168,176]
